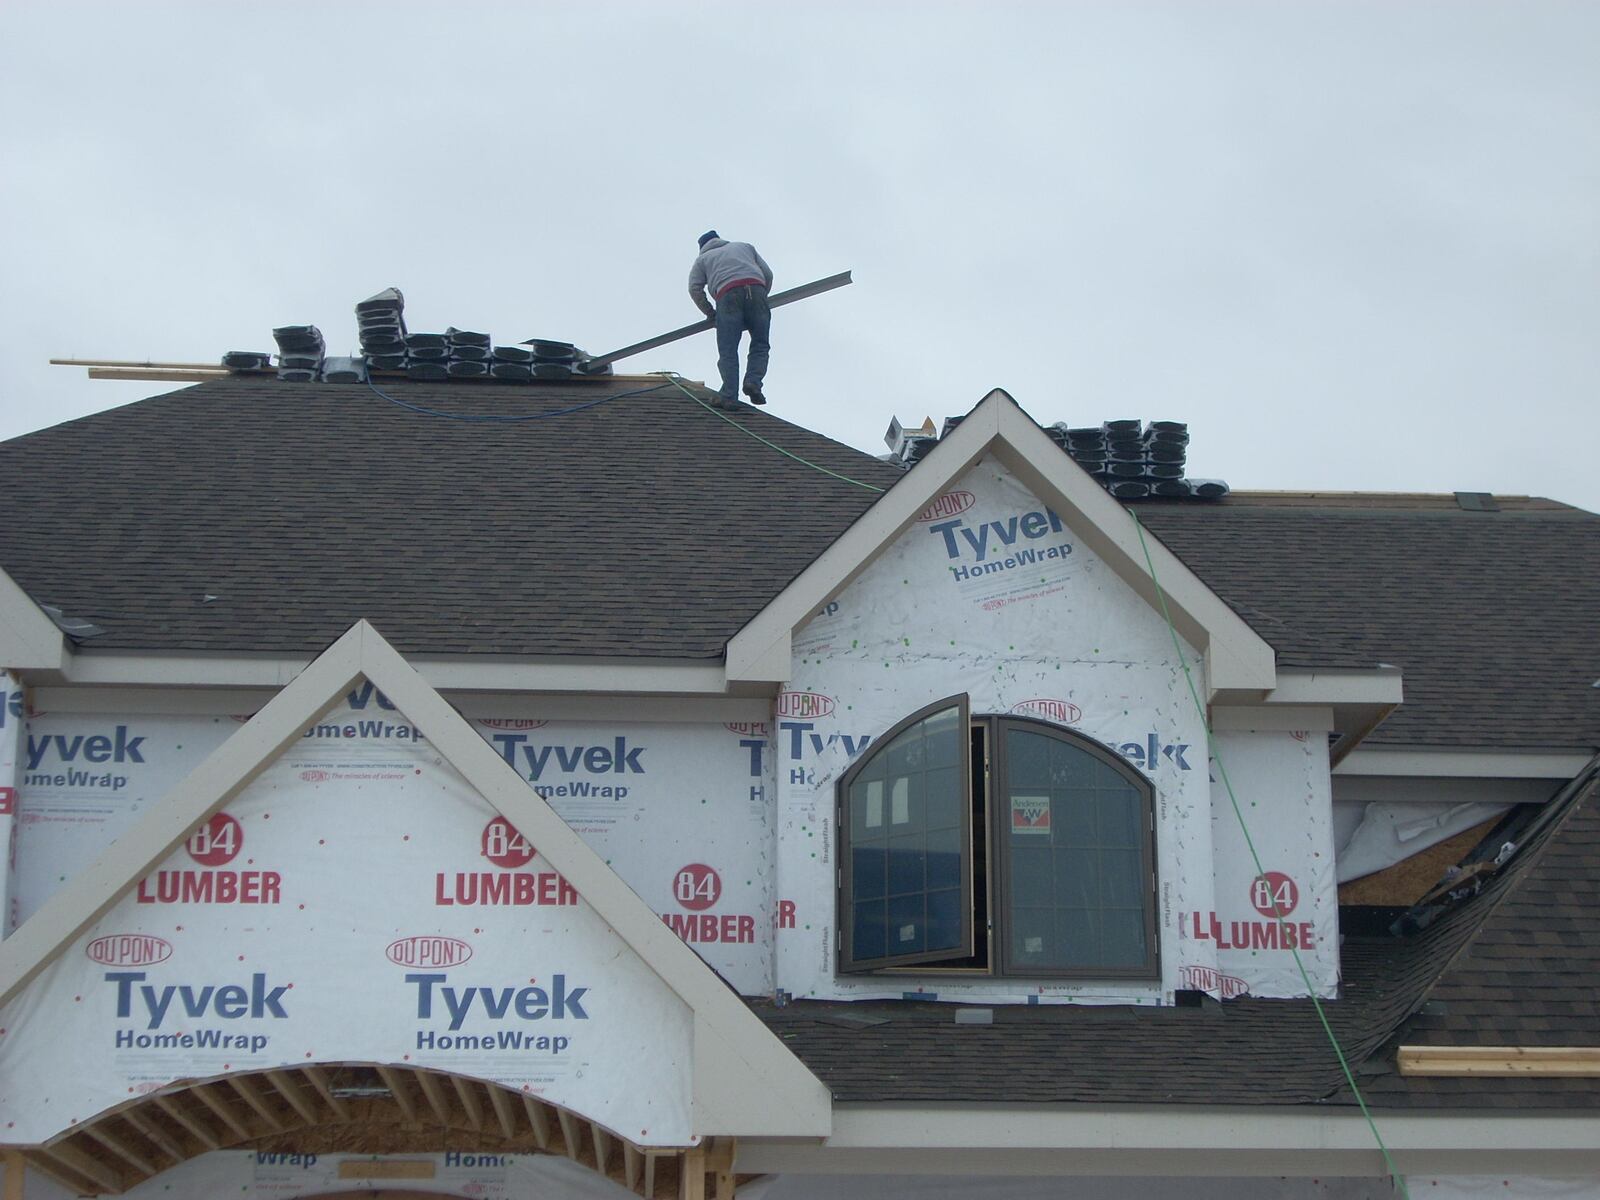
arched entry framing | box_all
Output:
[6,1063,748,1198]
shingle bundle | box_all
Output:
[357,288,408,369]
[273,325,324,381]
[222,351,272,370]
[447,328,491,377]
[526,339,577,379]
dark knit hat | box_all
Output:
[697,230,719,248]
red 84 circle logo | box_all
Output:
[481,816,536,868]
[187,814,243,866]
[672,864,721,911]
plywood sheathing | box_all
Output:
[9,1064,709,1198]
[1337,817,1501,907]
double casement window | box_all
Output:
[838,695,1158,979]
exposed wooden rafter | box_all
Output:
[3,1064,722,1197]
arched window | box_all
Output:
[838,696,1158,979]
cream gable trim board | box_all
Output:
[0,621,831,1138]
[39,649,737,695]
[725,390,1276,699]
[0,566,65,671]
[1335,749,1596,779]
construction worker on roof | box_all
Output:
[689,231,773,407]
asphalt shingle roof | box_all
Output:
[0,377,898,658]
[1135,497,1600,750]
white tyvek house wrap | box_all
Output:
[0,708,697,1146]
[17,699,775,995]
[775,457,1219,1003]
[471,715,776,996]
[1197,731,1340,998]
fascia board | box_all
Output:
[724,396,1004,683]
[737,1106,1600,1177]
[43,651,735,695]
[1262,669,1404,707]
[1335,748,1596,779]
[0,620,830,1138]
[0,566,66,671]
[986,401,1275,697]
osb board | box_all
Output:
[1337,818,1499,907]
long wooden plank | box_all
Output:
[227,1075,285,1130]
[87,368,230,382]
[451,1076,485,1130]
[521,1095,553,1150]
[152,1094,221,1150]
[578,271,853,369]
[51,358,256,370]
[1398,1044,1600,1076]
[267,1069,320,1124]
[375,1065,418,1122]
[679,1146,706,1200]
[301,1065,350,1121]
[21,1151,100,1197]
[556,1108,583,1162]
[120,1106,186,1161]
[414,1070,454,1126]
[39,1144,119,1194]
[624,1142,643,1193]
[191,1084,253,1141]
[81,1124,156,1176]
[486,1084,518,1140]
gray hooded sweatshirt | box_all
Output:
[689,238,774,315]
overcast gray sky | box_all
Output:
[3,1,1596,511]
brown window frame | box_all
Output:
[836,694,974,973]
[836,706,1160,981]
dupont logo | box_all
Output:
[672,864,721,912]
[1010,698,1082,725]
[87,934,173,967]
[1180,964,1250,1000]
[775,692,835,720]
[724,721,771,737]
[299,769,332,783]
[478,718,548,731]
[387,936,474,968]
[917,491,975,522]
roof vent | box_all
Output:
[1454,491,1499,512]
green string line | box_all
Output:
[1129,510,1411,1199]
[654,373,887,495]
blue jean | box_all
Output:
[714,285,771,399]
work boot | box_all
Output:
[743,383,767,406]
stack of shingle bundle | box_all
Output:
[490,343,535,382]
[404,332,450,381]
[1142,421,1191,497]
[527,340,577,379]
[357,289,408,372]
[273,326,325,381]
[447,328,491,378]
